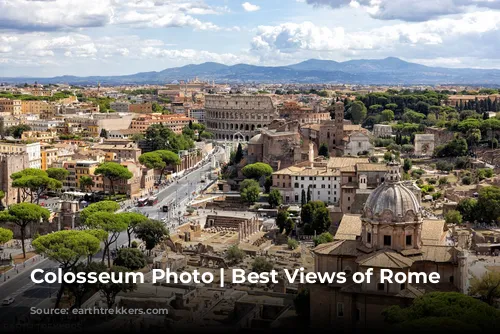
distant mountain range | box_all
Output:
[2,57,500,85]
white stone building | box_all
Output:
[0,141,41,169]
[344,132,373,156]
[373,124,393,138]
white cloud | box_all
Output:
[0,0,228,31]
[251,11,500,55]
[242,2,261,12]
[304,0,500,22]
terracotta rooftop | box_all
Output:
[334,214,362,241]
[356,250,414,269]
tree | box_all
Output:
[66,261,106,308]
[313,231,334,246]
[240,179,260,191]
[476,186,500,223]
[11,168,62,203]
[300,201,326,226]
[226,245,245,265]
[240,184,260,204]
[252,257,273,273]
[264,176,272,193]
[382,292,500,331]
[301,189,306,207]
[99,128,108,138]
[403,158,412,173]
[241,163,273,180]
[9,124,31,138]
[94,162,133,195]
[144,123,194,153]
[234,143,244,165]
[79,176,94,192]
[117,212,149,247]
[309,206,331,234]
[139,150,181,184]
[0,227,13,244]
[80,201,120,225]
[318,143,329,158]
[134,219,169,256]
[276,210,294,233]
[83,212,128,266]
[46,168,70,182]
[0,203,50,258]
[113,248,147,270]
[444,210,463,225]
[469,272,500,306]
[0,190,4,209]
[268,189,282,208]
[307,186,311,203]
[32,230,101,308]
[287,238,299,250]
[98,266,137,308]
[348,101,367,124]
[380,109,395,122]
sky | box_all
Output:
[1,0,500,77]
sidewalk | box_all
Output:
[0,251,46,287]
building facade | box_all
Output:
[0,153,29,206]
[309,161,469,330]
[0,141,41,169]
[205,95,279,141]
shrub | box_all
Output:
[428,178,437,185]
[462,176,472,185]
[287,238,299,250]
[438,177,449,185]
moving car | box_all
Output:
[2,297,15,306]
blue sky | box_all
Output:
[1,0,500,77]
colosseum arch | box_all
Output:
[233,132,245,142]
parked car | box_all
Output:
[2,297,15,306]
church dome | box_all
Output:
[362,161,421,223]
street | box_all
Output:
[0,260,59,321]
[0,155,215,320]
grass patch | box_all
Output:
[12,251,37,264]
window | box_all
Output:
[367,232,371,243]
[383,235,391,246]
[294,183,299,188]
[377,283,385,291]
[309,177,313,180]
[337,303,344,317]
[400,283,405,290]
[348,197,350,201]
[301,177,304,180]
[295,195,299,201]
[348,176,352,182]
[317,191,320,195]
[358,142,362,148]
[406,235,412,246]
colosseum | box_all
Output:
[205,95,279,141]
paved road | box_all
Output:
[0,260,59,321]
[0,151,217,318]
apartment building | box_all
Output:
[21,100,58,116]
[110,101,131,113]
[189,107,205,124]
[92,139,142,163]
[62,160,99,191]
[0,141,41,169]
[272,156,369,206]
[129,114,195,134]
[0,99,22,115]
[129,103,152,113]
[41,147,58,170]
[25,119,63,132]
[21,130,57,143]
